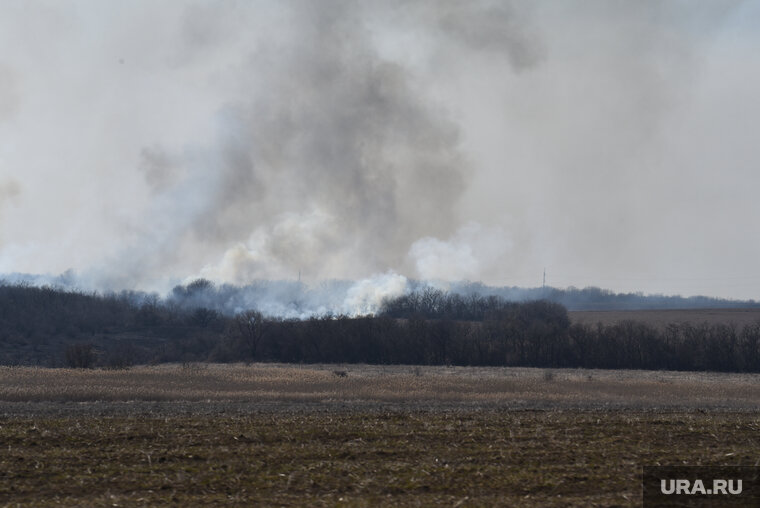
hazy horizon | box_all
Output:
[2,1,759,300]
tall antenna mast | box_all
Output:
[543,268,546,290]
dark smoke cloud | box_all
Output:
[139,146,183,194]
[433,1,543,69]
[1,1,758,302]
[114,0,531,287]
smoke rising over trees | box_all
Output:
[1,2,758,299]
[2,282,760,372]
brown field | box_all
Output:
[569,307,760,330]
[2,364,760,506]
[2,363,760,409]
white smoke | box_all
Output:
[1,1,758,299]
[197,209,340,284]
[409,222,512,281]
[340,272,409,316]
[0,179,21,248]
[169,273,410,318]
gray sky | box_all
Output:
[1,0,759,299]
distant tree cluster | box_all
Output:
[229,299,573,367]
[379,288,509,321]
[566,321,760,372]
[0,283,222,367]
[1,282,760,372]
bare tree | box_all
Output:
[65,343,96,368]
[233,310,268,360]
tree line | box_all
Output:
[1,282,759,372]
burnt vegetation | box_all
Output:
[2,282,760,372]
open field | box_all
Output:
[2,364,760,506]
[2,363,760,410]
[3,410,760,507]
[570,307,760,330]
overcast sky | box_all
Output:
[1,0,759,299]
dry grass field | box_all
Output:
[2,364,760,506]
[1,363,760,409]
[570,307,760,330]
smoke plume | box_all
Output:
[1,0,758,302]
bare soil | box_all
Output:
[2,364,759,506]
[2,409,759,507]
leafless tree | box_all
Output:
[233,310,268,360]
